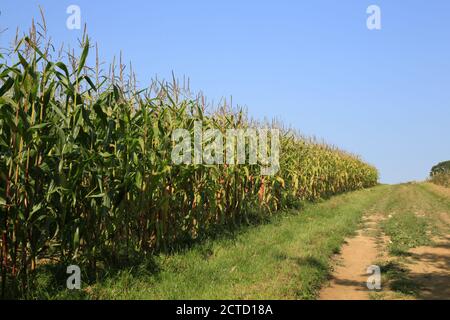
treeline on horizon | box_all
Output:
[430,161,450,188]
[0,22,378,298]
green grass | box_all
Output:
[370,260,420,300]
[420,184,450,208]
[380,261,420,296]
[370,183,450,300]
[22,183,450,300]
[382,212,431,256]
[42,185,388,300]
[376,184,442,256]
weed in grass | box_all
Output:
[378,261,420,297]
[382,213,431,256]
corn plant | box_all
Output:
[0,29,378,298]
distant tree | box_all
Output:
[430,160,450,176]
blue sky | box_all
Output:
[1,0,449,183]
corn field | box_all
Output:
[0,28,378,297]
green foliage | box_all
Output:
[381,212,431,256]
[430,173,450,188]
[0,31,378,298]
[430,160,450,176]
[377,261,420,297]
[59,186,388,300]
[430,159,450,187]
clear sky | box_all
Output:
[1,0,449,183]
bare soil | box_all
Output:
[319,216,380,300]
[406,235,450,300]
[320,183,450,300]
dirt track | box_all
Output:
[320,184,450,300]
